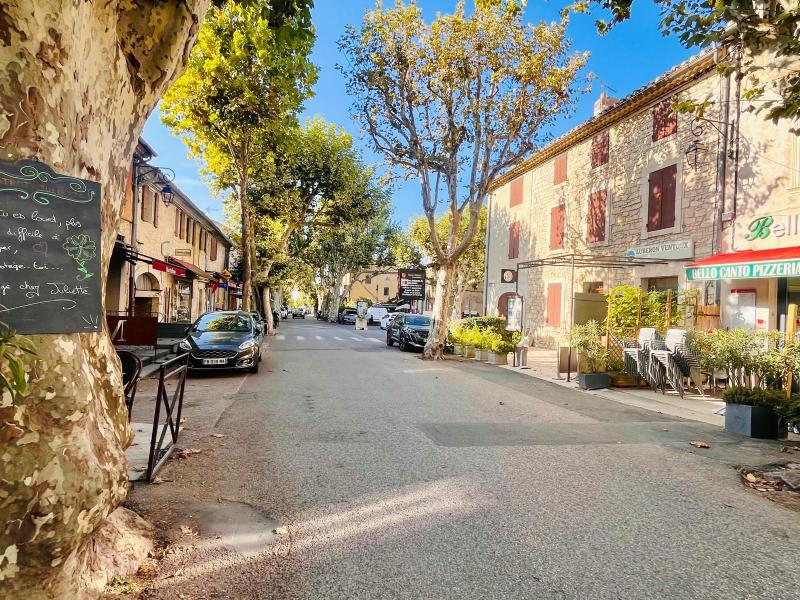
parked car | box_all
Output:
[379,312,399,330]
[386,314,431,351]
[291,308,305,319]
[366,304,395,325]
[249,310,264,325]
[179,311,262,373]
[340,308,358,325]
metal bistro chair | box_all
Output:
[117,350,143,422]
[648,329,696,398]
[622,327,659,384]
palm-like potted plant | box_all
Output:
[568,320,610,390]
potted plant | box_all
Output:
[474,330,491,361]
[488,338,514,365]
[568,320,610,390]
[722,386,783,439]
[449,323,464,356]
[461,326,477,358]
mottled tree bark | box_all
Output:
[0,1,208,597]
[424,263,454,360]
[327,272,346,323]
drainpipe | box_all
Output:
[127,163,140,316]
[712,68,732,305]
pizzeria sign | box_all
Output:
[687,259,800,281]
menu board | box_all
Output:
[0,159,102,334]
[398,269,426,301]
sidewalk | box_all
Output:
[496,347,727,427]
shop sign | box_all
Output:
[152,260,186,277]
[687,258,800,281]
[735,213,800,250]
[398,269,426,301]
[626,239,693,260]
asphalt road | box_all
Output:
[128,317,800,600]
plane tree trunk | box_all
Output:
[424,263,455,360]
[0,2,207,597]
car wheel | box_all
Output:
[387,332,394,347]
[399,335,408,352]
[249,360,259,374]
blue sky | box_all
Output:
[142,1,693,228]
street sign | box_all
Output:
[501,269,517,284]
[0,159,102,333]
[398,269,426,301]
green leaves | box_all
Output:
[0,321,36,397]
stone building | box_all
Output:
[485,53,723,347]
[105,139,235,324]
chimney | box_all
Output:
[593,90,619,116]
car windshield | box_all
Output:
[193,314,251,333]
[405,316,430,326]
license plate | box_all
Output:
[203,358,227,365]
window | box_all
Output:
[141,187,153,223]
[185,217,191,243]
[652,99,677,141]
[383,287,389,296]
[587,190,607,243]
[546,283,561,327]
[510,176,524,207]
[647,164,677,232]
[553,153,567,185]
[210,237,218,261]
[585,281,604,294]
[645,277,678,292]
[175,208,181,236]
[549,205,565,250]
[508,221,520,259]
[365,275,372,284]
[591,132,609,168]
[152,193,159,227]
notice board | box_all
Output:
[0,159,102,334]
[398,269,425,301]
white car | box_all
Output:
[367,305,393,325]
[380,312,399,330]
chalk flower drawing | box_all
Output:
[63,234,96,279]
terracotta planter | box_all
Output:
[608,372,642,387]
[488,351,508,365]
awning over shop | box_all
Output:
[168,257,212,280]
[686,246,800,281]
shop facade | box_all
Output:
[485,53,720,347]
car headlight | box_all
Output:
[239,339,256,350]
[178,339,192,351]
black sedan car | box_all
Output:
[386,314,431,351]
[179,311,263,373]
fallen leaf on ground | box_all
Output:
[179,525,197,536]
[176,448,202,459]
[273,526,289,535]
[210,433,225,438]
[689,440,710,449]
[150,477,173,484]
[180,417,187,424]
[745,473,758,483]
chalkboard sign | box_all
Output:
[398,268,426,301]
[0,159,102,334]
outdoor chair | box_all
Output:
[622,327,659,383]
[117,350,143,422]
[647,329,703,398]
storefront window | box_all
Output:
[175,281,192,322]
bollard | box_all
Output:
[514,345,528,368]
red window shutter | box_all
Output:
[508,221,520,259]
[587,190,606,243]
[550,206,565,250]
[591,132,609,168]
[546,283,561,327]
[660,164,677,229]
[510,177,524,207]
[210,237,218,261]
[553,153,567,185]
[647,169,663,232]
[653,100,677,141]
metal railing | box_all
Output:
[145,353,189,482]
